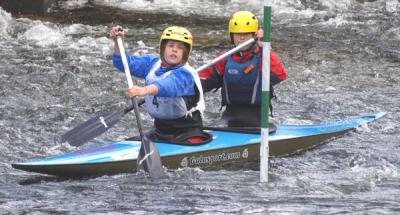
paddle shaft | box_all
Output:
[116,35,164,179]
[194,37,256,72]
[116,36,145,138]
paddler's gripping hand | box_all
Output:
[110,26,125,56]
[255,29,264,47]
[110,25,125,40]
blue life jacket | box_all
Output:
[222,54,261,106]
[144,60,205,119]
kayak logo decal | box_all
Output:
[180,148,249,167]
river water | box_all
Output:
[1,0,400,214]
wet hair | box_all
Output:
[160,39,190,66]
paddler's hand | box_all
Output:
[126,85,159,97]
[110,26,125,56]
[110,25,125,40]
[256,29,264,47]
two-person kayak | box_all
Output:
[12,112,385,178]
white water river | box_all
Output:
[0,0,399,214]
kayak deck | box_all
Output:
[12,112,385,177]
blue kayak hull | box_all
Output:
[12,112,385,177]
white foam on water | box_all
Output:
[385,0,400,13]
[59,0,91,9]
[0,8,14,39]
[17,22,67,47]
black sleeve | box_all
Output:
[201,67,223,93]
[270,72,282,86]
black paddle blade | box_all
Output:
[61,109,125,146]
[136,137,164,178]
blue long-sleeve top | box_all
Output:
[112,53,195,97]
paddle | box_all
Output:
[61,37,256,147]
[61,99,144,146]
[116,35,164,178]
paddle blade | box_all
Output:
[61,109,125,146]
[136,137,164,178]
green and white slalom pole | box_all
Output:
[260,0,272,182]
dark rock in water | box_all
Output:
[0,0,55,14]
[1,1,226,27]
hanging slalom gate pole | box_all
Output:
[260,0,272,182]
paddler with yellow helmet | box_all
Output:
[199,11,287,127]
[110,26,209,144]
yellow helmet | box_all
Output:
[229,11,258,33]
[160,26,193,52]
